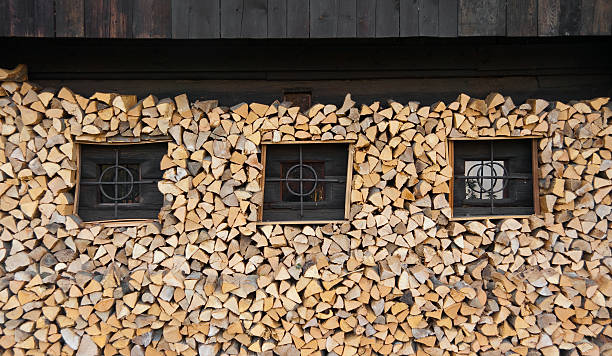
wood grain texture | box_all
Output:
[287,0,309,38]
[538,0,560,35]
[85,0,110,38]
[507,0,537,36]
[242,0,268,38]
[56,0,85,37]
[109,0,132,38]
[268,0,287,38]
[559,0,582,35]
[33,0,55,37]
[459,0,506,36]
[7,0,35,37]
[171,0,219,39]
[593,0,612,35]
[376,0,400,37]
[356,0,376,37]
[311,0,338,38]
[439,0,458,37]
[132,0,172,38]
[420,0,439,36]
[400,0,419,36]
[221,0,244,38]
[337,0,357,37]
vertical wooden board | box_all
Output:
[110,0,132,38]
[310,0,338,38]
[221,0,244,38]
[506,0,537,36]
[538,0,560,36]
[33,0,54,37]
[337,0,356,37]
[438,0,458,37]
[287,0,309,38]
[85,0,110,38]
[0,0,8,37]
[242,0,268,38]
[459,0,505,36]
[171,0,190,38]
[56,0,85,37]
[376,0,400,37]
[356,0,376,37]
[133,0,172,38]
[8,0,35,37]
[400,0,419,36]
[559,0,582,35]
[268,0,287,38]
[579,0,595,35]
[419,0,439,36]
[593,0,611,35]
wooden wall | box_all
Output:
[0,0,610,39]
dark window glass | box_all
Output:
[453,139,534,217]
[263,144,348,222]
[78,143,166,221]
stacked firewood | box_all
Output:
[0,78,610,356]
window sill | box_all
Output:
[82,218,158,228]
[449,214,539,221]
[257,220,348,225]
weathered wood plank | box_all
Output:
[172,0,219,39]
[357,0,376,37]
[507,0,537,36]
[33,0,54,37]
[7,0,35,37]
[109,0,132,38]
[538,0,560,35]
[287,0,309,38]
[593,0,611,35]
[268,0,287,38]
[420,0,439,36]
[559,0,582,35]
[311,0,338,38]
[439,0,458,37]
[133,0,172,38]
[56,0,85,37]
[400,0,419,36]
[242,0,268,38]
[459,0,506,36]
[579,0,595,35]
[376,0,400,37]
[337,0,356,37]
[221,0,244,38]
[171,0,190,38]
[85,0,110,38]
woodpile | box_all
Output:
[0,78,610,356]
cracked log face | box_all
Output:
[0,80,611,355]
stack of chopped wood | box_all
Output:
[0,79,610,356]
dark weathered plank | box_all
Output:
[337,0,356,37]
[579,0,595,35]
[459,0,506,36]
[33,0,54,37]
[268,0,287,38]
[357,0,376,37]
[242,0,268,38]
[85,0,110,38]
[171,0,219,38]
[376,0,400,37]
[311,0,338,38]
[133,0,172,38]
[593,0,611,35]
[7,0,35,37]
[56,0,85,37]
[559,0,582,35]
[438,0,458,37]
[419,0,439,36]
[221,0,244,38]
[400,0,419,36]
[507,0,537,36]
[109,0,132,38]
[538,0,560,35]
[287,0,309,38]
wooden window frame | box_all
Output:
[257,140,355,225]
[74,139,170,227]
[448,136,540,221]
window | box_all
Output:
[77,143,166,222]
[261,142,352,222]
[283,89,312,113]
[451,138,538,217]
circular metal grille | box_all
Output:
[466,161,509,194]
[284,163,319,197]
[98,164,135,201]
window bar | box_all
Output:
[299,145,303,218]
[489,141,494,215]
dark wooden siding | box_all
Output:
[0,0,610,38]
